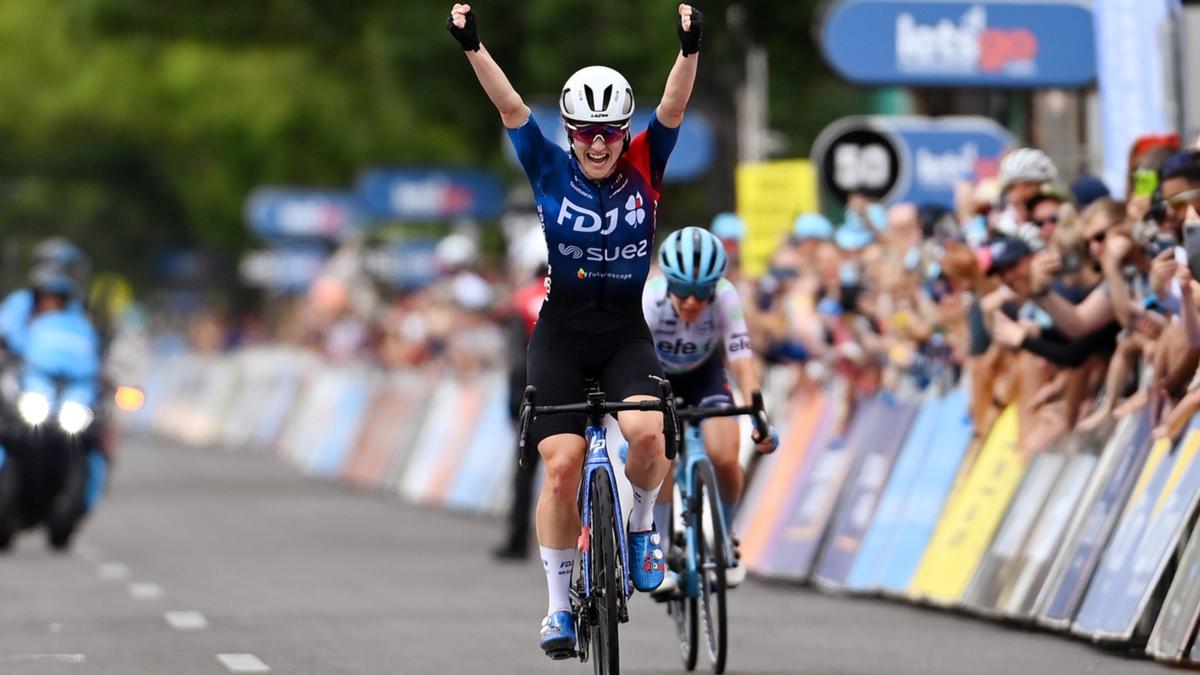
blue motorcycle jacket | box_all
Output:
[508,113,678,331]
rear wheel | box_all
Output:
[694,461,728,673]
[589,468,621,675]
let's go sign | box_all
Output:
[818,0,1096,88]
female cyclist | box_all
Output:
[643,226,778,591]
[448,2,702,658]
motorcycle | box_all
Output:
[0,309,107,551]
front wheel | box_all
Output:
[694,461,729,673]
[0,458,18,552]
[46,454,87,552]
[589,467,621,675]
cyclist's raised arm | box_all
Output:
[655,4,702,129]
[447,4,529,129]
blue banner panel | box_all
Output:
[1149,518,1200,661]
[245,188,365,240]
[878,387,973,594]
[1039,408,1153,627]
[1073,417,1200,642]
[846,394,943,592]
[364,240,439,289]
[510,107,715,183]
[756,397,885,580]
[815,397,918,589]
[357,168,505,221]
[239,247,329,293]
[819,0,1096,88]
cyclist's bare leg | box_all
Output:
[701,416,742,501]
[536,433,585,614]
[617,396,668,531]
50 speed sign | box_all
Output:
[812,116,1014,210]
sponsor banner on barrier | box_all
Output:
[846,393,941,591]
[757,396,887,580]
[447,372,517,514]
[1073,418,1200,641]
[814,396,918,589]
[1149,517,1200,661]
[962,451,1065,613]
[999,451,1098,618]
[738,393,832,571]
[1037,408,1153,627]
[909,405,1024,604]
[399,379,466,503]
[306,373,375,477]
[343,375,427,487]
[877,387,974,595]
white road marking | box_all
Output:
[0,653,86,663]
[97,562,129,580]
[217,653,271,672]
[164,611,208,631]
[128,582,163,601]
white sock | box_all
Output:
[653,503,672,545]
[629,482,663,532]
[541,546,575,614]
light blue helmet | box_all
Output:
[792,213,834,241]
[710,212,745,242]
[659,226,728,290]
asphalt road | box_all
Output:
[0,436,1172,675]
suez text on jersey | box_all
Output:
[558,240,649,262]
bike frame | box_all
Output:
[579,424,634,600]
[674,423,734,598]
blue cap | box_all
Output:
[710,212,745,241]
[792,213,834,241]
[1070,174,1110,208]
[835,225,874,251]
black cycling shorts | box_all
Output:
[527,319,665,446]
[667,355,733,409]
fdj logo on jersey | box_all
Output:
[557,193,647,234]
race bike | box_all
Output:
[0,309,108,551]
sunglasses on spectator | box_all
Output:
[1167,188,1200,210]
[667,280,716,301]
[1034,214,1059,227]
[565,122,629,145]
[769,265,800,279]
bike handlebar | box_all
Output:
[517,378,681,468]
[676,390,771,444]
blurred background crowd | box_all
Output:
[3,1,1200,463]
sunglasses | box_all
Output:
[566,122,628,146]
[668,280,716,301]
[1167,188,1200,211]
[1034,214,1059,227]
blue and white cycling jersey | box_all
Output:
[508,113,679,330]
[642,276,752,375]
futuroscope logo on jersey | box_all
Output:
[896,6,1035,77]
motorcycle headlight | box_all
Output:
[58,401,94,434]
[17,392,51,426]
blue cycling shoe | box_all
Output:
[628,527,666,592]
[539,610,576,659]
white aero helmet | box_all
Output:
[999,148,1059,188]
[560,66,635,126]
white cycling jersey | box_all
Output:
[641,275,752,374]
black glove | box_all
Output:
[677,6,703,56]
[447,8,481,52]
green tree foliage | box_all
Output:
[0,0,863,285]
